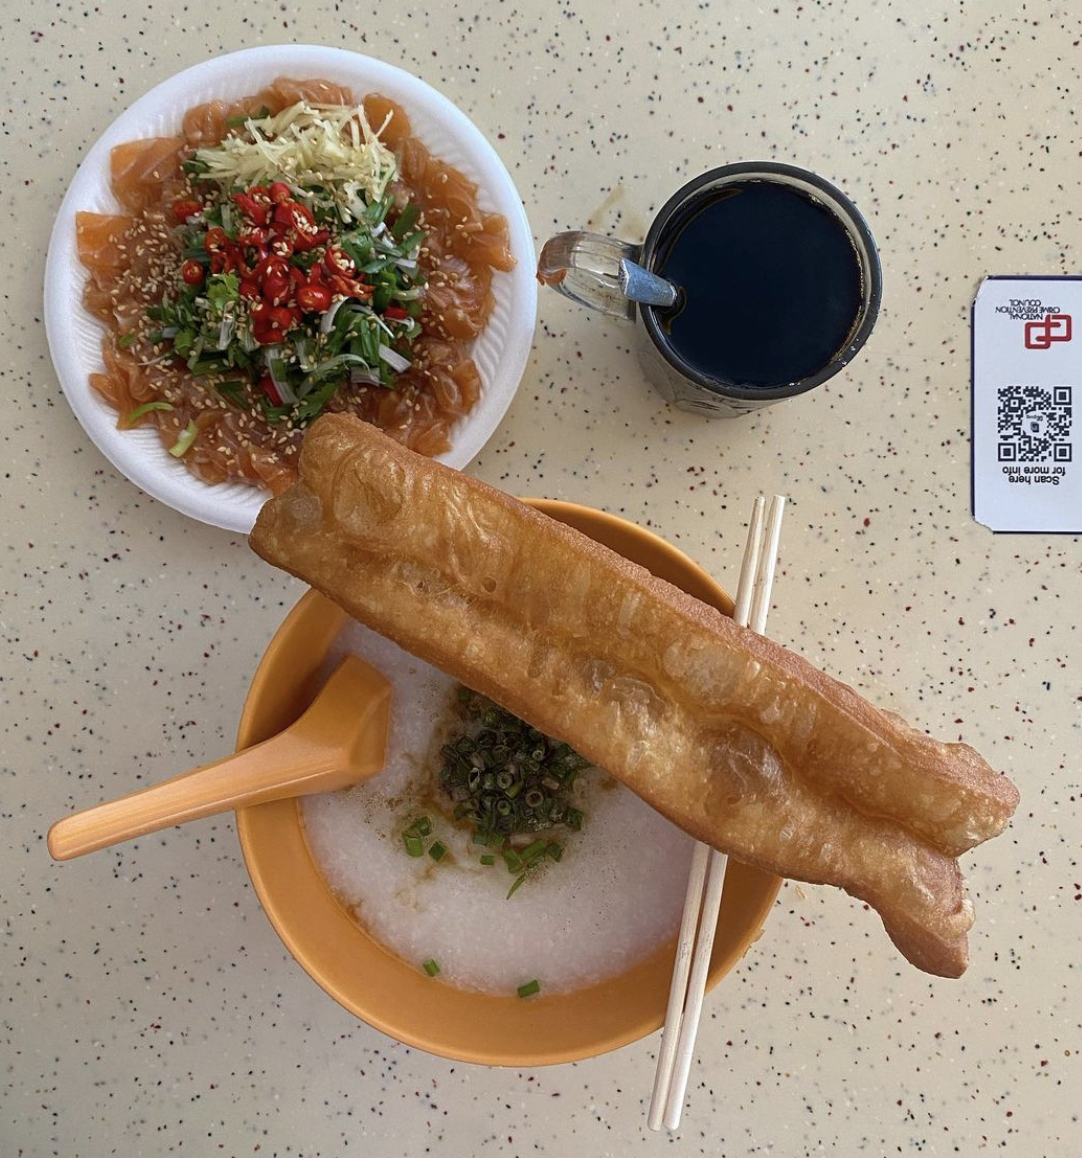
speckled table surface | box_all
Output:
[2,1,1078,1155]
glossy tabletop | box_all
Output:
[2,2,1076,1155]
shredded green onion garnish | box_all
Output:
[126,401,174,423]
[403,833,424,858]
[428,840,448,862]
[516,979,541,999]
[167,419,199,457]
[479,854,495,866]
[422,958,441,977]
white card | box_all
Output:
[972,277,1080,533]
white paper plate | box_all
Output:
[44,46,537,533]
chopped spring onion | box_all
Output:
[437,688,594,898]
[125,400,174,423]
[220,202,234,233]
[293,336,316,373]
[261,402,292,424]
[506,840,550,898]
[516,979,541,999]
[167,419,199,457]
[349,367,383,386]
[265,347,298,404]
[216,380,246,406]
[390,202,420,240]
[189,357,229,377]
[365,192,394,226]
[298,353,371,397]
[521,839,548,863]
[320,295,349,335]
[293,377,341,422]
[397,230,425,255]
[371,313,395,340]
[506,866,536,899]
[377,343,411,373]
[422,958,441,977]
[217,312,235,350]
[402,815,436,859]
[343,189,368,221]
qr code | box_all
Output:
[997,384,1073,463]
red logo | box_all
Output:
[1024,313,1072,349]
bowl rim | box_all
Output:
[43,44,538,533]
[235,500,781,1065]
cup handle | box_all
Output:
[538,231,677,320]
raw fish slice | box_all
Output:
[363,93,412,146]
[75,211,131,273]
[181,96,272,147]
[110,138,184,213]
[270,77,354,108]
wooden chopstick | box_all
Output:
[646,496,764,1131]
[647,493,786,1133]
[645,840,710,1129]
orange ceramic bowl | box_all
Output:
[235,500,781,1066]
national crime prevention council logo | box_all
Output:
[1024,313,1072,349]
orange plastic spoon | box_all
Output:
[47,656,391,861]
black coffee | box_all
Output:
[653,181,863,389]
